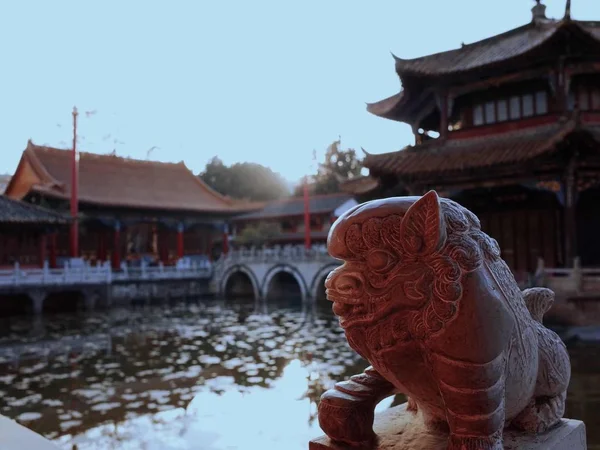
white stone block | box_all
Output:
[0,415,60,450]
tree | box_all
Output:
[294,139,363,196]
[199,157,289,202]
[236,222,282,246]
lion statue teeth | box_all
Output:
[318,191,571,450]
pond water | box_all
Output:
[0,299,598,449]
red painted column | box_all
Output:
[39,233,47,268]
[49,233,57,268]
[70,107,79,258]
[207,232,213,261]
[222,223,229,255]
[158,229,168,263]
[112,222,121,269]
[303,178,311,250]
[98,231,107,262]
[177,223,185,259]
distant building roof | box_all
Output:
[339,175,381,195]
[232,230,330,243]
[0,195,69,225]
[232,193,355,221]
[5,141,244,213]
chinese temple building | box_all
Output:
[357,1,600,278]
[4,141,257,268]
[0,195,69,268]
[231,193,357,247]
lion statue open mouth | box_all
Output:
[317,191,571,450]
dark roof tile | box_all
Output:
[364,121,579,178]
[394,20,600,76]
[233,193,354,220]
[0,196,69,224]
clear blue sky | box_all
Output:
[0,1,597,185]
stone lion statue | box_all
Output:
[318,191,571,450]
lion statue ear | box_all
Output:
[400,190,447,256]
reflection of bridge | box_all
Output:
[212,246,341,305]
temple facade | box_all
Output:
[0,195,69,268]
[356,1,600,279]
[4,141,257,268]
[230,193,358,248]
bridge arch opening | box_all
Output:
[0,294,31,317]
[311,264,339,316]
[314,274,333,315]
[223,271,257,300]
[44,292,81,314]
[265,271,304,309]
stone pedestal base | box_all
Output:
[309,403,587,450]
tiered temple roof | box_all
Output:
[391,20,600,77]
[360,4,600,191]
[365,119,598,178]
[367,18,600,123]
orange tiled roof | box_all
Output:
[20,141,239,213]
[364,121,584,179]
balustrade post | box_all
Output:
[535,257,545,286]
[112,221,121,270]
[177,222,185,260]
[13,262,20,285]
[141,260,147,279]
[572,256,582,293]
[42,261,49,283]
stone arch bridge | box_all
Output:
[212,247,341,306]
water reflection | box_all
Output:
[0,300,596,449]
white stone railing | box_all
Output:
[211,245,339,285]
[218,245,336,264]
[534,257,600,297]
[0,260,212,288]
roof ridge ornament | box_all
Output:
[531,0,547,22]
[564,0,572,20]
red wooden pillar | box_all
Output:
[70,107,79,258]
[177,223,185,259]
[49,233,57,268]
[564,157,578,267]
[222,223,229,255]
[207,232,213,261]
[98,230,107,262]
[112,222,121,269]
[303,179,311,250]
[39,233,47,268]
[158,228,168,263]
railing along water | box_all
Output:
[534,257,600,297]
[0,260,212,288]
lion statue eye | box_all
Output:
[366,249,397,273]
